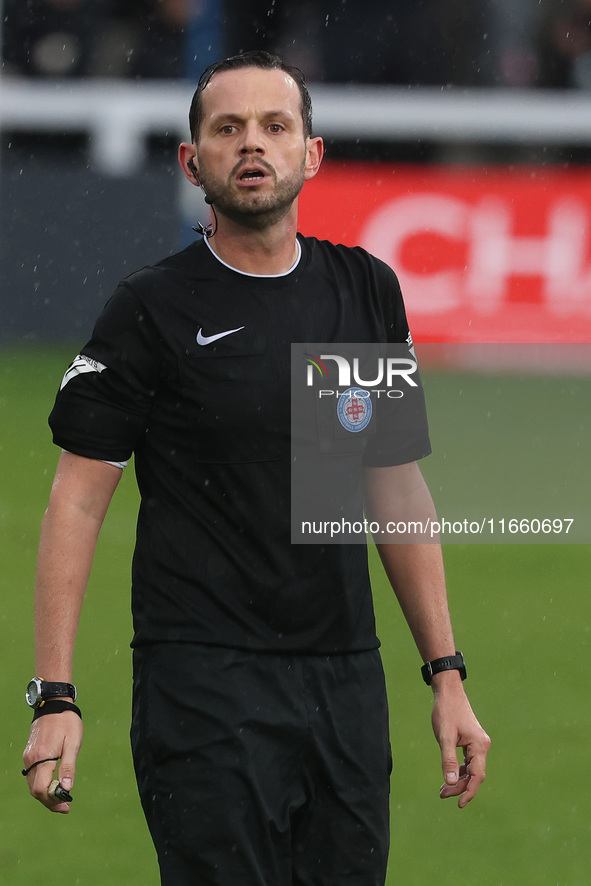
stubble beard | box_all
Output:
[197,156,307,231]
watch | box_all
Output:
[25,677,77,708]
[421,652,466,686]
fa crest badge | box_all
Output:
[337,388,372,433]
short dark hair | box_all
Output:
[189,50,313,142]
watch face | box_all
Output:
[26,679,41,707]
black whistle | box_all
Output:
[51,782,73,803]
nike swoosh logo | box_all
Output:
[196,326,245,346]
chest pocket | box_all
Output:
[180,330,288,463]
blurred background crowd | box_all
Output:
[2,0,591,89]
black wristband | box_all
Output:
[421,651,466,685]
[32,700,82,721]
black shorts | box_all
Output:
[131,643,391,886]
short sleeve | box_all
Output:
[361,384,432,466]
[362,259,432,466]
[49,284,161,462]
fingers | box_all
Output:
[27,760,72,813]
[432,689,491,808]
[23,714,83,813]
[58,755,76,797]
[439,735,460,789]
[439,730,491,808]
[439,762,471,804]
[457,734,490,807]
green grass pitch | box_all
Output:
[1,345,590,884]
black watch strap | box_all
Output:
[421,651,466,685]
[41,681,77,701]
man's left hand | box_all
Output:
[431,681,491,808]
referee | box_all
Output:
[23,51,490,886]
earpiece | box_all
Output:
[187,158,213,204]
[187,158,200,183]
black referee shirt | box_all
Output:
[49,235,431,653]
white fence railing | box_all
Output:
[2,78,591,176]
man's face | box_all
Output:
[194,67,319,229]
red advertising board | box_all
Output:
[298,162,591,343]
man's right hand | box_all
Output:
[23,712,83,813]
